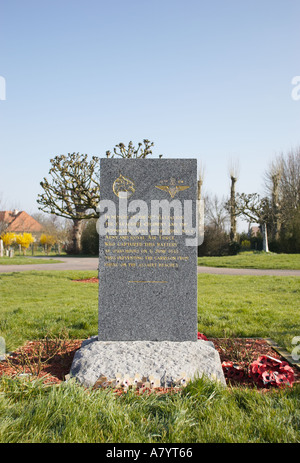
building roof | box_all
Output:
[0,210,43,233]
[249,225,261,237]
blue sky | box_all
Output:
[0,0,299,231]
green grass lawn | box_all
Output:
[0,256,63,265]
[0,375,299,443]
[0,270,298,351]
[32,250,67,257]
[0,270,299,443]
[198,251,300,270]
[0,271,97,349]
[197,274,300,350]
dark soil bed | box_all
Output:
[1,337,299,391]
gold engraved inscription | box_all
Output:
[103,219,189,272]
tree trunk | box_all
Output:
[272,173,281,241]
[230,176,237,242]
[72,219,84,254]
[262,222,269,252]
[197,179,203,201]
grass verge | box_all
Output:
[0,375,299,443]
[198,252,300,270]
[0,271,298,352]
[0,270,299,443]
[0,256,63,265]
[197,273,300,352]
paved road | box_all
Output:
[0,256,300,276]
[0,257,99,273]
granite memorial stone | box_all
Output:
[70,158,226,388]
[98,158,198,342]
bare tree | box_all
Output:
[198,162,205,201]
[106,139,161,159]
[279,148,300,220]
[0,192,8,235]
[228,159,240,242]
[264,147,300,250]
[264,158,283,241]
[233,192,270,252]
[37,153,100,253]
[205,194,229,231]
[37,140,159,253]
[32,212,72,253]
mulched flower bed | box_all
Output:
[0,337,299,391]
[213,337,299,388]
[73,277,99,283]
[0,339,83,385]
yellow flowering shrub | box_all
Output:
[15,233,35,255]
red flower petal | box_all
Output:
[197,332,208,341]
[249,355,295,388]
[222,361,233,368]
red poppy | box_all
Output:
[222,362,245,381]
[258,356,269,366]
[233,366,244,380]
[197,332,208,341]
[269,356,281,367]
[249,360,261,375]
[249,355,295,388]
[222,361,233,369]
[261,370,275,385]
[273,372,287,386]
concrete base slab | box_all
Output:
[70,336,226,388]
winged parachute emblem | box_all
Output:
[155,184,190,198]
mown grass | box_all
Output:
[0,256,63,265]
[198,252,300,270]
[0,271,298,353]
[0,271,98,350]
[197,274,300,351]
[0,270,299,443]
[0,375,299,443]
